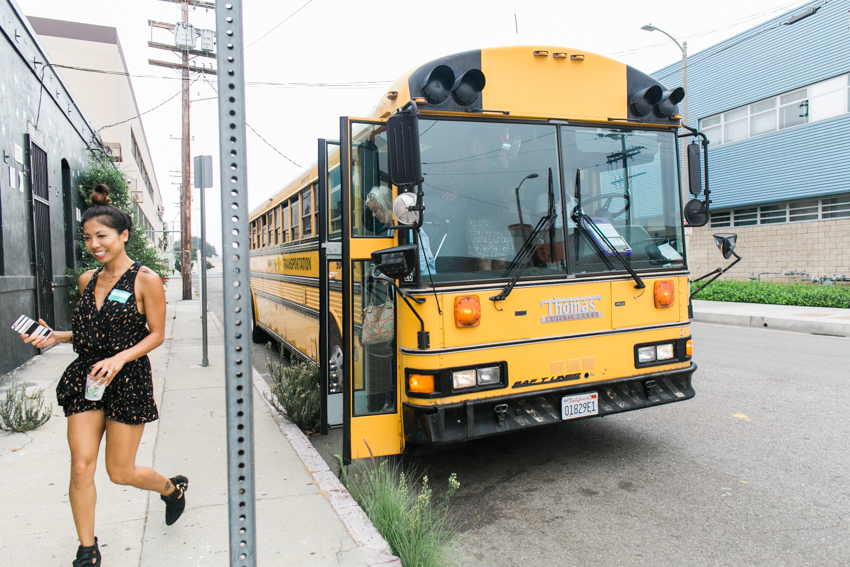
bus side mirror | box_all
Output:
[687,143,702,195]
[372,245,417,279]
[713,233,738,260]
[386,112,422,188]
[684,199,708,227]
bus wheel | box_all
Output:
[329,335,343,394]
[251,306,268,344]
[251,320,268,344]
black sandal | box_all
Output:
[72,537,101,566]
[161,475,189,526]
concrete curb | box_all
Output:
[691,300,850,337]
[251,368,402,567]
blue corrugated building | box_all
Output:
[653,0,850,281]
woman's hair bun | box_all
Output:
[89,183,112,206]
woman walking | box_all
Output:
[22,183,187,566]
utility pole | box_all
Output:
[180,0,191,300]
[149,0,216,300]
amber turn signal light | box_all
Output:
[408,374,435,394]
[685,339,693,356]
[654,280,675,308]
[454,295,481,327]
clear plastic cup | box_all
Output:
[85,366,107,401]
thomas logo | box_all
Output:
[540,295,602,324]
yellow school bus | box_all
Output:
[249,46,712,462]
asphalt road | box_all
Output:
[198,274,850,566]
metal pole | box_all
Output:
[215,2,257,565]
[200,184,208,366]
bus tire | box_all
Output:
[251,304,268,344]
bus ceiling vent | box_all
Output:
[654,87,685,118]
[421,65,486,107]
[630,85,662,117]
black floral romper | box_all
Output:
[57,262,159,424]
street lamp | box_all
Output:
[641,24,687,129]
[642,23,690,242]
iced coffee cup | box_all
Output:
[85,366,107,401]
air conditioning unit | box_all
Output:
[105,142,122,162]
[130,191,144,203]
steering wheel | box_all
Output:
[579,192,630,219]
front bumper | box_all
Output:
[402,364,696,445]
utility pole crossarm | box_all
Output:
[157,0,216,8]
[148,40,216,59]
[148,19,176,31]
[148,59,218,75]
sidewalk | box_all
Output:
[691,299,850,337]
[0,282,399,566]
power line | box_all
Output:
[245,0,316,50]
[201,76,301,168]
[96,79,197,132]
[608,0,810,59]
[51,63,390,89]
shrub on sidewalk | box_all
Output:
[0,382,52,432]
[691,280,850,308]
[335,453,461,567]
[265,344,320,432]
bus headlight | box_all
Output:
[452,370,477,389]
[638,346,657,363]
[476,366,501,386]
[656,343,675,361]
[635,339,690,368]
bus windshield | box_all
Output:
[418,119,684,284]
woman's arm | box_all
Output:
[90,267,166,385]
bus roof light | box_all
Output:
[454,295,481,328]
[421,65,455,104]
[654,87,685,117]
[534,50,549,56]
[452,69,486,106]
[553,52,568,59]
[570,54,585,60]
[630,85,662,117]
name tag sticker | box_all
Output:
[108,289,132,303]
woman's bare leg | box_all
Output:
[103,419,175,496]
[67,410,107,547]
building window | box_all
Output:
[788,199,818,222]
[710,194,850,228]
[699,74,849,146]
[822,195,850,219]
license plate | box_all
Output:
[561,392,599,420]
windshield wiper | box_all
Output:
[570,169,645,290]
[490,169,556,303]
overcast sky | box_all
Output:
[16,0,814,252]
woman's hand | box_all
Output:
[89,355,128,387]
[21,319,58,349]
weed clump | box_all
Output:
[0,382,52,432]
[336,454,460,567]
[265,344,320,432]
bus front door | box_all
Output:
[341,117,403,462]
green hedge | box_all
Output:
[691,280,850,308]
